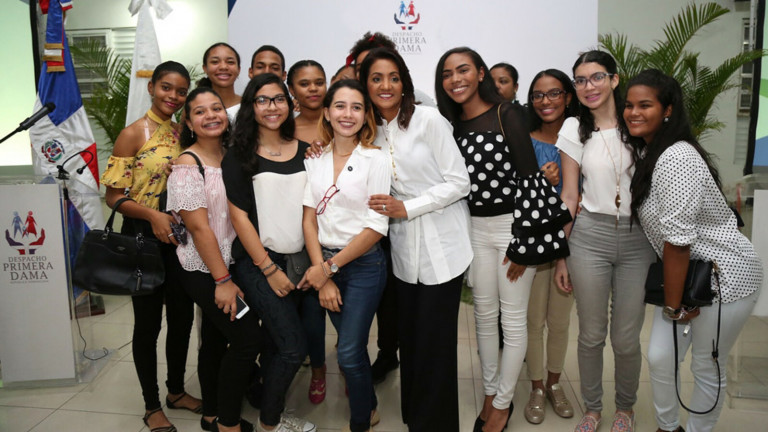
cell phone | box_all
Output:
[170,222,187,245]
[235,296,250,319]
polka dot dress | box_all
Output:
[637,142,763,303]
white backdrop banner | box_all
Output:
[228,0,598,99]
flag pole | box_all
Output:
[29,0,41,91]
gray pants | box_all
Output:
[567,210,655,413]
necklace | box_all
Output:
[261,144,282,157]
[331,140,354,157]
[598,129,622,228]
[383,124,398,182]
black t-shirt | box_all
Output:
[222,140,310,259]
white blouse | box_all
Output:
[303,144,391,249]
[637,142,762,303]
[556,117,633,218]
[375,105,473,285]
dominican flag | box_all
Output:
[29,0,104,230]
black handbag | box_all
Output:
[644,259,715,307]
[644,259,723,416]
[72,197,165,295]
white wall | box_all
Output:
[598,0,749,188]
[65,0,229,69]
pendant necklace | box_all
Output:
[598,129,622,228]
[262,144,282,157]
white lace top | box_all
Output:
[167,163,236,273]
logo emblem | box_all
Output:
[5,211,46,255]
[394,0,420,30]
[41,139,65,163]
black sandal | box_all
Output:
[143,407,178,432]
[166,391,203,414]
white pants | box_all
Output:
[648,291,758,432]
[469,214,536,409]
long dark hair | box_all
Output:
[572,50,622,143]
[526,68,578,132]
[621,69,721,221]
[358,48,415,129]
[232,74,296,176]
[197,42,240,88]
[434,47,504,123]
[180,87,230,148]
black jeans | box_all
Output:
[375,239,399,357]
[396,274,463,432]
[179,269,261,427]
[123,217,194,411]
[233,254,307,426]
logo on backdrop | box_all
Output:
[392,1,426,54]
[41,139,65,163]
[3,211,51,282]
[394,0,420,30]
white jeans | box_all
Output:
[648,291,758,432]
[469,214,536,409]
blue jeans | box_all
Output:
[232,256,307,427]
[299,289,326,368]
[325,245,386,432]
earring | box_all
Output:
[191,130,195,139]
[663,117,669,123]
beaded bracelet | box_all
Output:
[261,261,276,273]
[265,264,283,278]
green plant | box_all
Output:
[70,40,131,151]
[599,2,767,139]
[69,41,203,153]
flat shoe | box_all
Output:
[143,407,177,432]
[166,391,203,414]
[610,411,634,432]
[524,388,545,424]
[574,413,601,432]
[547,383,574,418]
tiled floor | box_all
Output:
[2,295,768,431]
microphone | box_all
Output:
[18,103,56,131]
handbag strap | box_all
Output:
[179,150,205,180]
[672,264,722,415]
[105,197,133,232]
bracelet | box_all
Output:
[663,305,688,321]
[214,273,231,285]
[254,251,269,268]
[264,264,282,278]
[261,261,276,273]
[321,262,331,278]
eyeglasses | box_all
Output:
[316,184,340,215]
[254,94,288,107]
[531,89,566,102]
[572,72,614,89]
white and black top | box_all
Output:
[222,141,310,259]
[637,142,762,303]
[453,103,572,266]
[453,103,539,217]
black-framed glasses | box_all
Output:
[531,89,566,102]
[254,94,288,107]
[572,72,614,89]
[316,184,340,215]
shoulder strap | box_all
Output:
[179,151,205,179]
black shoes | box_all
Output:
[371,352,399,385]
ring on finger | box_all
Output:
[382,204,386,211]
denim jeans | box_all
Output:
[325,245,386,432]
[232,255,307,427]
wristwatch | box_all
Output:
[663,305,686,320]
[326,259,339,276]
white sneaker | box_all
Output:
[279,414,316,432]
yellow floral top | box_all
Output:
[100,110,181,210]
